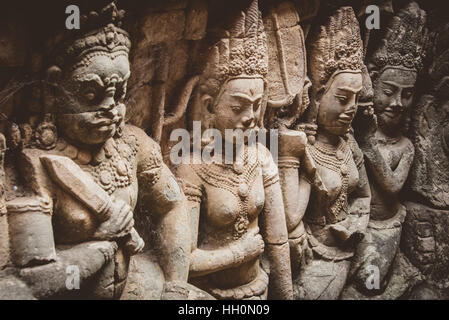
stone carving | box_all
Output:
[174,0,293,300]
[1,3,191,299]
[402,18,449,299]
[342,1,427,299]
[0,0,447,301]
[290,7,372,300]
[262,0,315,279]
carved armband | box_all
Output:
[178,179,203,203]
[139,147,163,186]
[277,156,300,170]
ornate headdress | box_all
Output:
[368,2,427,77]
[198,0,268,100]
[308,6,364,94]
[55,2,131,72]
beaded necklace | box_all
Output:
[55,135,139,195]
[193,145,260,239]
[309,137,351,222]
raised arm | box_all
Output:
[259,145,293,300]
[347,136,372,236]
[132,125,191,282]
[360,137,415,195]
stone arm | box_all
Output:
[131,125,190,282]
[348,160,372,237]
[277,130,313,234]
[348,135,372,214]
[175,165,264,278]
[360,138,415,195]
[277,130,314,270]
[278,158,313,235]
[259,179,293,300]
[12,241,117,299]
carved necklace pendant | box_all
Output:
[194,145,260,239]
[310,138,351,222]
[70,135,139,195]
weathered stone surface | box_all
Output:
[141,11,186,44]
[184,0,208,40]
[403,202,449,283]
[0,0,448,301]
[121,253,165,300]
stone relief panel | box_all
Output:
[0,0,447,300]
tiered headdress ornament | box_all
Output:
[54,2,131,72]
[308,6,364,95]
[199,0,268,101]
[368,1,427,78]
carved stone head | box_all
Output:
[50,3,131,147]
[308,6,364,138]
[367,1,427,136]
[192,0,268,143]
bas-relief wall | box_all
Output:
[0,0,448,300]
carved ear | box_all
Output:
[201,94,214,115]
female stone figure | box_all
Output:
[4,3,190,299]
[290,7,372,300]
[174,0,293,300]
[342,2,427,298]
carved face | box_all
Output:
[210,78,264,143]
[317,72,363,136]
[57,54,130,146]
[373,67,417,133]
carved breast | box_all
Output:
[203,174,265,228]
[52,135,139,244]
[192,146,266,242]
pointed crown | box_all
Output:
[199,0,268,98]
[308,6,364,94]
[369,2,427,76]
[57,2,131,70]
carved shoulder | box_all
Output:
[347,134,364,170]
[15,148,56,198]
[257,143,280,189]
[172,163,203,204]
[124,124,164,180]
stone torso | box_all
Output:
[192,146,265,246]
[369,133,413,221]
[19,126,141,244]
[306,137,362,248]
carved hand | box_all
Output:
[93,199,134,240]
[230,232,265,265]
[278,128,307,159]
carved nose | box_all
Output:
[391,94,403,109]
[241,114,254,128]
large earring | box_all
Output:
[34,114,57,150]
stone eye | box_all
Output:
[336,95,348,104]
[383,88,393,96]
[231,105,242,113]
